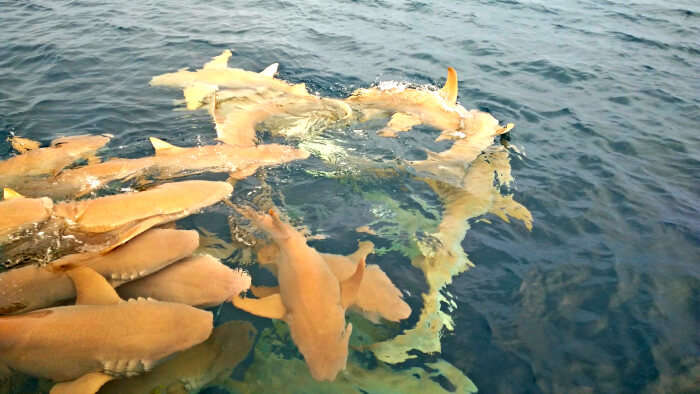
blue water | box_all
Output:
[1,0,699,393]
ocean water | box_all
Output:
[1,1,699,393]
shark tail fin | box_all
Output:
[149,137,186,156]
[2,188,25,200]
[441,67,458,105]
[260,63,279,77]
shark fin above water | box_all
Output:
[64,266,122,305]
[440,67,458,105]
[2,188,25,200]
[259,63,279,77]
[232,293,287,320]
[50,371,115,394]
[340,257,366,309]
[149,137,187,156]
[202,49,233,70]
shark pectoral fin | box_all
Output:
[184,84,218,110]
[149,137,186,156]
[259,63,279,77]
[340,257,366,309]
[49,372,114,394]
[377,112,421,137]
[229,166,259,180]
[440,67,458,105]
[489,194,533,231]
[2,188,25,200]
[232,293,286,320]
[202,49,233,70]
[64,266,122,305]
[251,285,280,298]
[497,122,514,134]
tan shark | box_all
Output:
[0,134,111,180]
[116,254,251,308]
[255,240,411,323]
[410,112,514,187]
[231,207,365,381]
[150,49,309,110]
[0,228,199,315]
[1,181,232,267]
[209,89,352,146]
[346,67,513,139]
[98,320,256,394]
[371,148,532,363]
[0,265,213,394]
[14,138,308,199]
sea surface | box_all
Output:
[1,0,699,393]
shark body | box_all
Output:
[232,207,364,381]
[0,228,199,315]
[0,266,213,394]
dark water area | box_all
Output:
[1,0,699,393]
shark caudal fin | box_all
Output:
[149,137,186,156]
[2,188,25,200]
[440,67,458,105]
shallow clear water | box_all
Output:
[1,0,699,393]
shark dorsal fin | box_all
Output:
[290,83,309,96]
[50,372,115,394]
[65,266,122,305]
[259,63,279,78]
[440,67,458,105]
[3,188,25,200]
[340,256,365,309]
[149,137,186,156]
[202,49,233,70]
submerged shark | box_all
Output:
[116,254,251,308]
[0,228,200,315]
[99,320,256,394]
[231,207,365,381]
[0,265,213,394]
[255,240,411,323]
